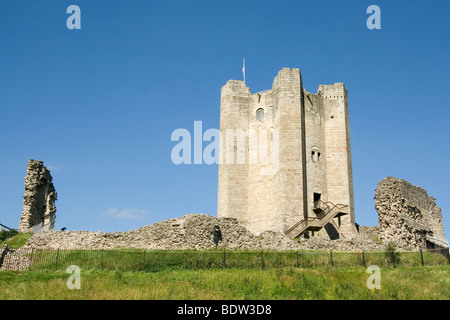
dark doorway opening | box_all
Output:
[313,193,321,207]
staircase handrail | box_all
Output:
[285,201,349,236]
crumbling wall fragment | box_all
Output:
[19,159,57,233]
[374,176,447,249]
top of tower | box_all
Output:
[317,83,347,98]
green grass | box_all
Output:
[23,248,449,272]
[1,242,448,300]
[0,232,32,248]
[0,265,448,300]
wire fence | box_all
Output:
[0,246,449,272]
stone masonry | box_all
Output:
[19,159,57,233]
[22,214,383,252]
[374,176,447,249]
[218,68,357,239]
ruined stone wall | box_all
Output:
[19,160,57,233]
[22,214,384,252]
[357,225,380,241]
[374,176,447,249]
[0,247,30,271]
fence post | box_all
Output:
[55,248,60,270]
[296,251,299,268]
[184,250,187,267]
[362,250,366,268]
[143,250,146,268]
[100,249,104,269]
[391,251,396,268]
[420,249,424,266]
[330,250,334,267]
[29,248,34,270]
[223,250,226,267]
[260,251,265,269]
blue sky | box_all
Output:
[1,0,449,238]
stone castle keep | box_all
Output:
[218,68,357,239]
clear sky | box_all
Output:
[1,0,449,238]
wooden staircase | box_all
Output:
[285,200,349,239]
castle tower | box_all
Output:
[218,68,358,239]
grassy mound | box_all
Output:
[0,232,32,248]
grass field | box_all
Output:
[1,265,449,300]
[1,233,449,300]
[16,247,450,271]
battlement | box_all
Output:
[317,83,347,99]
[221,80,250,95]
[275,67,301,77]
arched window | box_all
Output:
[311,147,322,162]
[256,108,264,121]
